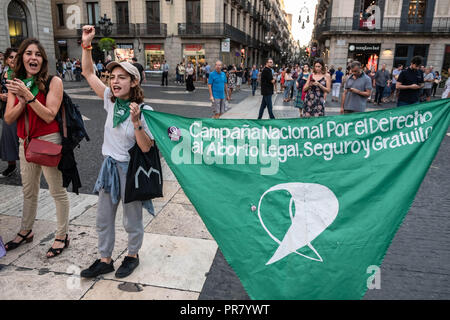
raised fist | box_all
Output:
[82,25,96,46]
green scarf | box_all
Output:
[113,97,131,128]
[20,76,39,97]
[6,68,14,80]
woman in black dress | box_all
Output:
[302,59,331,117]
[185,63,195,92]
[0,48,19,178]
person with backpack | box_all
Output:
[79,25,155,279]
[3,38,70,258]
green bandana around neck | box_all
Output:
[6,68,14,80]
[113,97,131,128]
[20,76,39,97]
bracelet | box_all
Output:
[81,43,93,50]
[26,96,37,104]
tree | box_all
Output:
[98,37,116,58]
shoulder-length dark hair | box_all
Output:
[14,38,49,92]
[3,47,18,67]
[109,67,144,104]
[313,58,325,74]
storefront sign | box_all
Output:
[221,38,230,52]
[184,44,205,56]
[349,44,381,52]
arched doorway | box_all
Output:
[8,0,29,48]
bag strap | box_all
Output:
[45,75,67,138]
[24,106,30,143]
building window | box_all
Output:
[116,1,129,35]
[87,2,99,25]
[237,12,240,29]
[243,16,246,33]
[386,0,401,16]
[224,4,227,23]
[57,3,65,27]
[359,0,381,30]
[231,8,234,26]
[8,0,28,48]
[394,44,429,67]
[116,1,129,25]
[186,0,201,24]
[146,0,160,24]
[408,0,427,24]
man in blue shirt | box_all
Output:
[250,65,259,96]
[331,66,344,102]
[208,60,230,119]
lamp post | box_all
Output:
[298,1,310,30]
[98,13,113,37]
[97,14,114,61]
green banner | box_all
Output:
[142,99,450,299]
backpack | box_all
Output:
[45,75,90,149]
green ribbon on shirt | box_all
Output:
[20,76,39,97]
[113,97,131,128]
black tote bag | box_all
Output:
[124,142,163,203]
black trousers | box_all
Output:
[161,71,168,86]
[375,85,385,104]
[258,95,275,119]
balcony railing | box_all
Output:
[77,23,136,37]
[112,24,136,37]
[315,17,450,37]
[177,23,248,44]
[136,23,167,37]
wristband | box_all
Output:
[26,96,37,104]
[81,43,93,50]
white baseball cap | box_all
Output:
[106,61,141,83]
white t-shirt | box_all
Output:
[102,87,154,162]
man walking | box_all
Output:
[208,60,230,119]
[374,64,390,105]
[422,66,435,102]
[331,66,344,102]
[340,61,373,114]
[179,62,185,84]
[396,56,424,106]
[161,60,169,86]
[65,58,74,81]
[96,60,104,78]
[258,58,276,119]
[390,64,403,102]
[205,62,211,83]
[250,65,259,96]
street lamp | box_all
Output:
[265,34,274,44]
[298,1,310,30]
[98,13,113,37]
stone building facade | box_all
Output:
[311,0,450,76]
[50,0,294,78]
[1,0,56,73]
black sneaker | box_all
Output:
[115,255,139,279]
[0,166,17,178]
[80,259,114,278]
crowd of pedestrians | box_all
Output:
[252,55,448,119]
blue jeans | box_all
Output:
[284,80,294,99]
[258,95,275,119]
[251,79,258,95]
